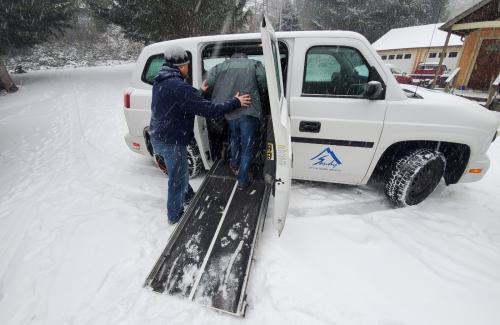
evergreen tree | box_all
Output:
[88,0,252,44]
[0,0,77,92]
[302,0,448,42]
[303,0,367,32]
[278,0,301,31]
[0,0,77,54]
[368,0,448,41]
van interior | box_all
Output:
[200,41,289,179]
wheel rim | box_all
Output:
[407,159,444,205]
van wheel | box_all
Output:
[187,140,202,178]
[143,127,154,156]
[385,149,445,207]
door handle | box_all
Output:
[299,121,321,133]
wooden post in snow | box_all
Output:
[433,31,451,89]
[0,62,18,93]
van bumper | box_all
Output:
[124,133,150,156]
[458,154,490,183]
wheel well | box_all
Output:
[143,127,154,156]
[370,140,470,185]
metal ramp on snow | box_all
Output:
[144,160,271,316]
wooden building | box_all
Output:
[440,0,500,90]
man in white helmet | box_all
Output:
[150,44,251,224]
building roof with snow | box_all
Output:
[440,0,499,36]
[372,23,463,51]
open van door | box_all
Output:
[261,16,292,235]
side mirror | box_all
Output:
[363,81,384,99]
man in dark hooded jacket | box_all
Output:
[150,45,251,224]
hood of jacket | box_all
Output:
[155,64,183,83]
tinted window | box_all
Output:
[381,55,387,60]
[302,46,370,97]
[404,53,411,59]
[449,51,458,58]
[203,57,226,71]
[201,41,289,95]
[428,52,437,58]
[388,55,395,60]
[143,55,165,84]
[203,54,269,71]
[396,54,403,59]
[142,52,193,85]
[305,53,340,82]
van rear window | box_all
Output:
[141,51,193,85]
[142,55,165,84]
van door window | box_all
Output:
[201,41,289,94]
[302,46,369,97]
[141,51,193,85]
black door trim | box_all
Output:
[291,137,374,148]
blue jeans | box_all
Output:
[227,116,260,186]
[150,137,194,223]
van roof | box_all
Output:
[141,30,369,55]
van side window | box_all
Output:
[201,41,289,96]
[302,46,370,97]
[141,52,193,85]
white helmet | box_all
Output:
[164,45,190,66]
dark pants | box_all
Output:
[227,116,260,186]
[150,137,194,223]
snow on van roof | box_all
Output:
[141,30,370,55]
[372,23,463,51]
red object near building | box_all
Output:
[410,62,448,86]
[387,64,412,84]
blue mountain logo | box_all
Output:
[310,147,342,168]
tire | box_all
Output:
[385,149,446,207]
[149,135,202,178]
[187,140,202,178]
[143,127,154,156]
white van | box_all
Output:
[136,19,499,315]
[123,19,499,218]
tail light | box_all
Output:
[124,91,131,109]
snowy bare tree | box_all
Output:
[88,0,253,44]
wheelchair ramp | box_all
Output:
[144,160,271,316]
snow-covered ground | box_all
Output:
[1,65,500,325]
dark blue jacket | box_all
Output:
[150,65,240,145]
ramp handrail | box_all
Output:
[485,73,500,109]
[444,67,460,93]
